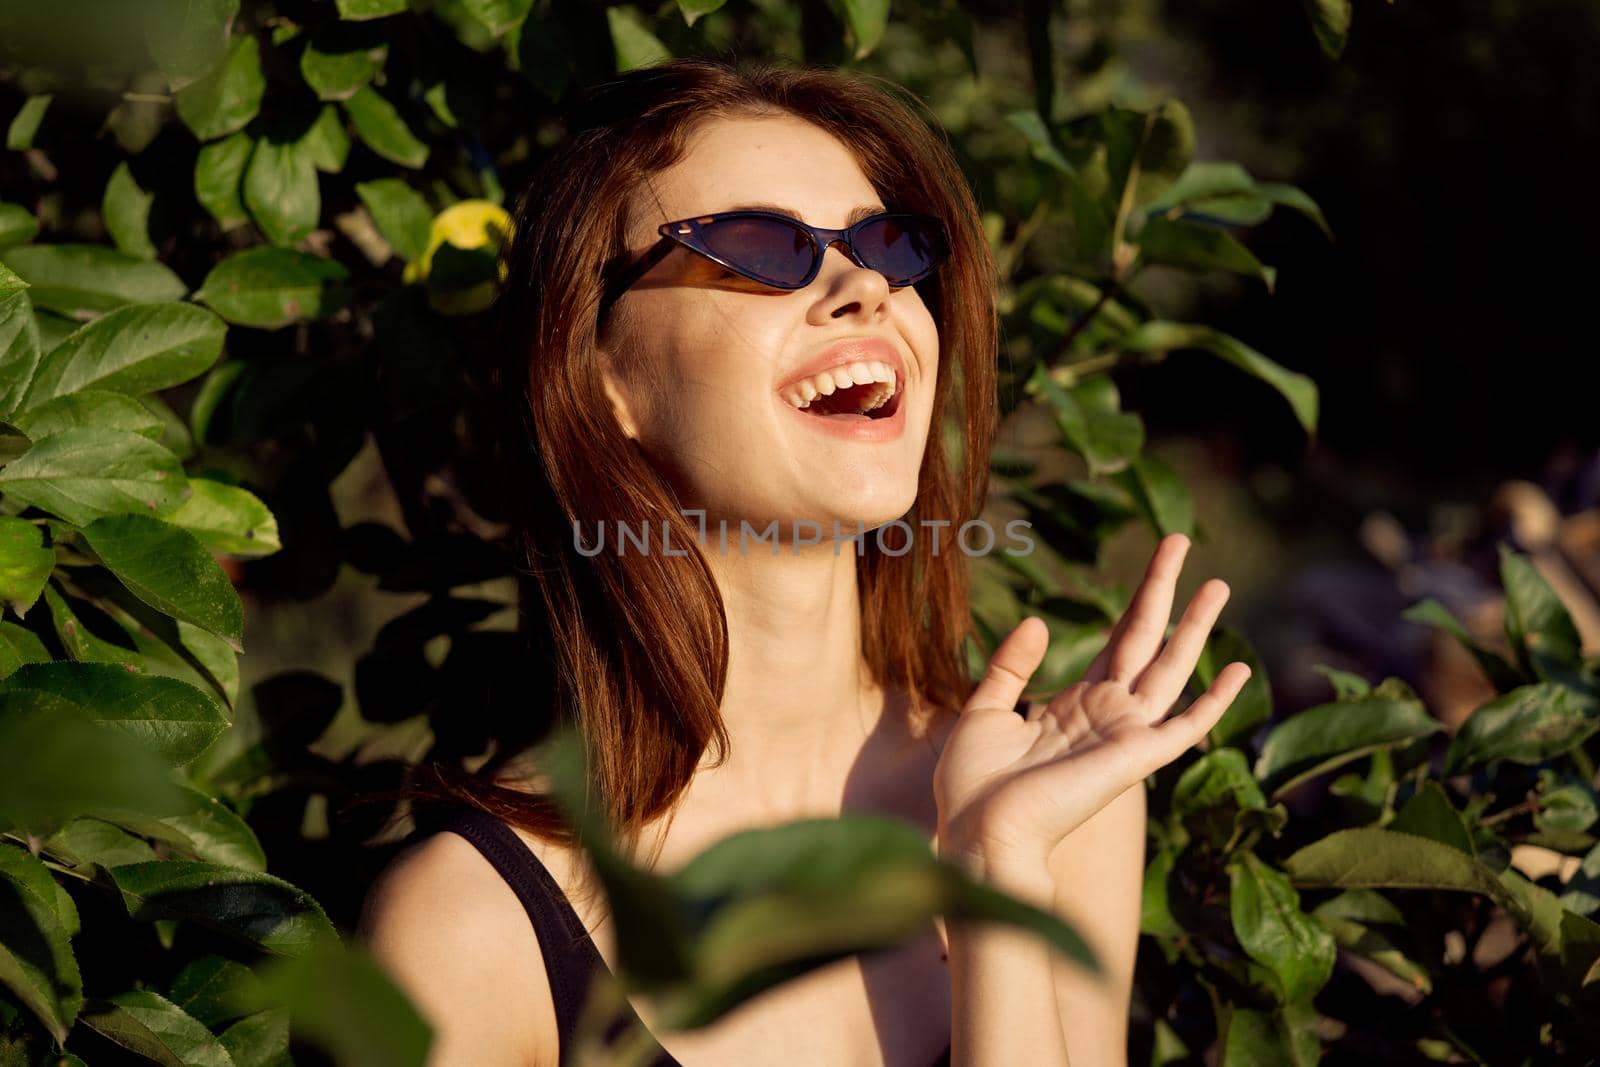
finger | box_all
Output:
[1130,578,1231,704]
[1105,532,1191,683]
[1149,661,1252,753]
[1081,535,1187,684]
[966,616,1048,714]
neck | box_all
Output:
[685,529,916,821]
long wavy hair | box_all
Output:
[389,57,999,898]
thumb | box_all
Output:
[965,616,1048,714]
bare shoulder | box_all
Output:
[358,828,560,1067]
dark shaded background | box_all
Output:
[1089,0,1600,720]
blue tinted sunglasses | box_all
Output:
[600,209,948,312]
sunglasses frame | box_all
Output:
[600,208,948,313]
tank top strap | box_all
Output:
[414,804,615,1055]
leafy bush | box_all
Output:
[3,1,1596,1065]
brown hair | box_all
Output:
[384,57,999,899]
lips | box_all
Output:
[775,337,908,399]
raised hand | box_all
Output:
[932,533,1253,873]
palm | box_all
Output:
[933,534,1253,869]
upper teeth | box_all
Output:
[784,360,899,411]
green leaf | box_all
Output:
[194,247,352,329]
[41,581,144,668]
[19,302,226,411]
[194,131,253,231]
[0,661,228,766]
[50,541,239,707]
[1299,0,1352,59]
[1171,747,1281,849]
[530,727,1096,1030]
[1090,101,1196,227]
[145,0,241,86]
[8,389,167,442]
[295,105,350,173]
[512,16,571,101]
[1173,747,1266,817]
[1311,663,1370,700]
[342,86,429,169]
[826,0,890,59]
[41,818,160,871]
[1255,181,1333,241]
[1134,216,1277,291]
[1305,930,1423,1013]
[1227,852,1335,1004]
[0,855,83,1045]
[1140,847,1183,938]
[163,478,280,558]
[31,309,79,353]
[1284,827,1511,900]
[1112,454,1193,538]
[354,179,433,262]
[300,21,389,101]
[0,262,40,419]
[1401,597,1526,692]
[1499,544,1584,680]
[1496,867,1566,958]
[1192,625,1272,751]
[461,0,534,35]
[1308,887,1405,927]
[104,860,335,956]
[676,0,727,26]
[81,989,237,1067]
[1142,161,1261,219]
[79,513,245,647]
[1005,110,1074,175]
[243,139,320,247]
[0,845,79,940]
[0,517,52,616]
[0,244,186,316]
[0,204,40,249]
[97,784,266,871]
[0,694,191,836]
[1142,161,1333,241]
[0,428,188,525]
[1028,363,1142,475]
[336,0,409,18]
[1388,781,1474,855]
[0,620,51,680]
[248,938,432,1067]
[175,33,265,141]
[168,956,266,1029]
[607,6,672,71]
[1535,772,1598,835]
[219,1009,291,1067]
[1444,682,1597,773]
[6,95,51,152]
[1119,321,1318,436]
[103,161,158,260]
[1254,692,1442,798]
[659,816,1098,1029]
[1221,1008,1292,1067]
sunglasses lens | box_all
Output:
[699,217,816,287]
[854,215,945,285]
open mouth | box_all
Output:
[781,362,903,421]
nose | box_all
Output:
[806,243,896,323]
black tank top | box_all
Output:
[415,700,1031,1065]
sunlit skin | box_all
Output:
[595,113,1252,1064]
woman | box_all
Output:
[359,58,1250,1067]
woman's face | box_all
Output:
[599,114,940,540]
